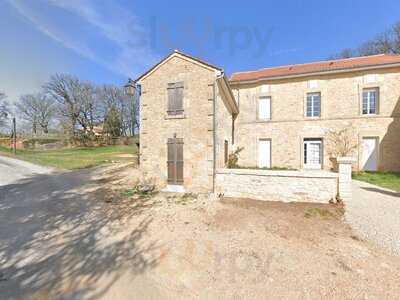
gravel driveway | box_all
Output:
[0,155,52,186]
[346,180,400,255]
[1,162,400,299]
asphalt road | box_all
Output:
[0,155,52,186]
[0,160,164,300]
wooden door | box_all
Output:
[167,138,183,185]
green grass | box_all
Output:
[304,208,335,219]
[0,144,137,170]
[353,171,400,192]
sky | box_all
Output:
[1,0,400,103]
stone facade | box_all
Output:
[230,67,400,171]
[138,53,234,193]
[138,51,400,194]
[215,168,339,203]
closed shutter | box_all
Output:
[167,83,176,115]
[167,137,184,184]
[175,82,184,115]
[167,82,184,115]
[167,139,176,183]
[176,138,184,183]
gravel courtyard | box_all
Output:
[346,180,400,255]
[1,163,400,299]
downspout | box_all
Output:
[212,79,217,193]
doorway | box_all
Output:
[167,137,184,184]
[362,137,378,171]
[304,138,322,169]
[258,139,271,168]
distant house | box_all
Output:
[135,50,400,193]
[92,126,104,137]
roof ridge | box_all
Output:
[231,53,398,76]
[135,49,222,82]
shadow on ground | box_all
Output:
[361,187,400,198]
[0,165,160,299]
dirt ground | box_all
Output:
[87,163,400,299]
[2,163,400,299]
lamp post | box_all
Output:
[124,78,136,136]
[1,112,15,155]
[12,117,16,155]
[124,78,140,165]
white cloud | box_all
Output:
[6,0,159,78]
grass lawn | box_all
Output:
[0,144,137,170]
[353,171,400,192]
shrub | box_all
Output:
[22,138,61,149]
[227,147,244,168]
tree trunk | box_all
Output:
[42,124,49,134]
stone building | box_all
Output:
[136,50,400,193]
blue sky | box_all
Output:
[1,0,400,103]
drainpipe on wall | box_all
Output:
[212,80,217,193]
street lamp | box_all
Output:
[124,78,136,97]
[124,78,137,137]
[0,112,16,155]
[124,78,140,165]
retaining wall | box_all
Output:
[215,168,340,203]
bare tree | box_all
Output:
[45,75,138,140]
[44,74,83,136]
[0,92,9,127]
[332,21,400,58]
[15,93,55,134]
[125,88,140,136]
[326,127,358,158]
[97,85,138,136]
[75,82,101,133]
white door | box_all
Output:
[304,139,322,169]
[362,137,378,171]
[258,139,271,168]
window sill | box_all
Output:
[361,113,379,117]
[304,116,322,120]
[165,114,186,120]
[255,119,272,123]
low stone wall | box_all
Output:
[215,168,339,203]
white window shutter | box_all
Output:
[258,97,271,120]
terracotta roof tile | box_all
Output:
[230,54,400,83]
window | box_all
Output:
[167,82,184,115]
[362,88,378,115]
[258,96,271,120]
[306,92,321,117]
